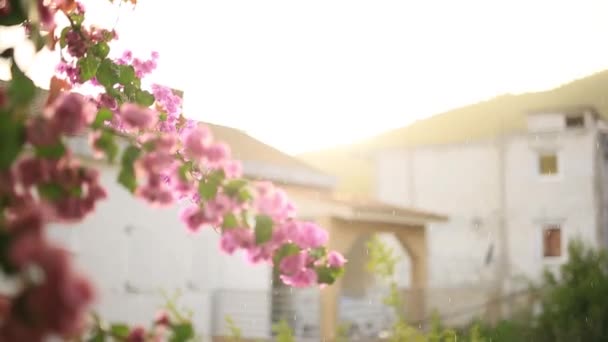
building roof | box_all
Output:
[203,122,335,189]
[328,193,447,222]
[525,104,601,118]
[285,186,447,226]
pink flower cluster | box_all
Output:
[0,173,95,340]
[37,0,69,31]
[0,79,104,340]
[17,157,106,222]
[32,92,96,139]
[125,310,172,342]
[151,84,182,133]
[182,125,238,172]
[1,244,95,341]
[0,0,347,338]
[134,134,178,206]
[117,51,159,79]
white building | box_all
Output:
[41,119,444,340]
[369,105,608,322]
[42,121,336,340]
[7,81,446,340]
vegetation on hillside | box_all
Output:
[299,70,608,194]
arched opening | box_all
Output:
[337,232,413,340]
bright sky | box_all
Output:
[4,0,608,154]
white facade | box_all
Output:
[372,108,608,295]
[43,121,342,339]
[47,163,273,339]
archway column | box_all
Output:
[318,217,358,341]
[318,218,429,340]
[396,229,428,324]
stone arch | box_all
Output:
[318,217,429,341]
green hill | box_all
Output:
[299,69,608,194]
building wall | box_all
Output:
[374,143,500,288]
[47,162,272,339]
[504,130,598,283]
[599,132,608,249]
[373,123,602,321]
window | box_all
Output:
[565,114,585,128]
[543,225,562,257]
[538,153,559,176]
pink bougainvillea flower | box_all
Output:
[183,125,212,160]
[46,92,96,135]
[26,117,60,147]
[280,268,318,288]
[220,228,254,254]
[180,206,207,233]
[279,251,308,276]
[327,251,347,268]
[119,103,158,130]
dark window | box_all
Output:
[565,115,584,128]
[539,154,558,175]
[543,226,562,257]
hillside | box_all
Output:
[299,69,608,194]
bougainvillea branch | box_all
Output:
[0,0,346,340]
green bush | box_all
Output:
[532,239,608,342]
[463,239,608,342]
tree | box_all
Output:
[533,240,608,342]
[0,0,345,340]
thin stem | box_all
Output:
[62,10,88,43]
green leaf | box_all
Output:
[121,145,141,166]
[87,331,106,342]
[118,166,137,193]
[78,54,101,81]
[272,243,300,267]
[92,108,113,129]
[110,323,130,338]
[254,215,273,245]
[0,230,17,275]
[33,32,46,52]
[8,62,36,106]
[117,65,136,85]
[38,183,64,201]
[69,13,85,26]
[316,265,344,285]
[170,323,194,342]
[69,185,83,197]
[123,84,137,102]
[178,163,192,181]
[94,131,118,163]
[106,86,122,102]
[222,213,239,229]
[309,246,327,260]
[96,59,119,88]
[117,145,141,192]
[224,179,253,202]
[59,27,71,49]
[93,42,110,59]
[135,90,155,107]
[198,171,224,201]
[0,0,26,26]
[0,112,25,170]
[238,187,253,202]
[224,179,248,197]
[35,141,66,159]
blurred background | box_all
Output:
[3,0,608,340]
